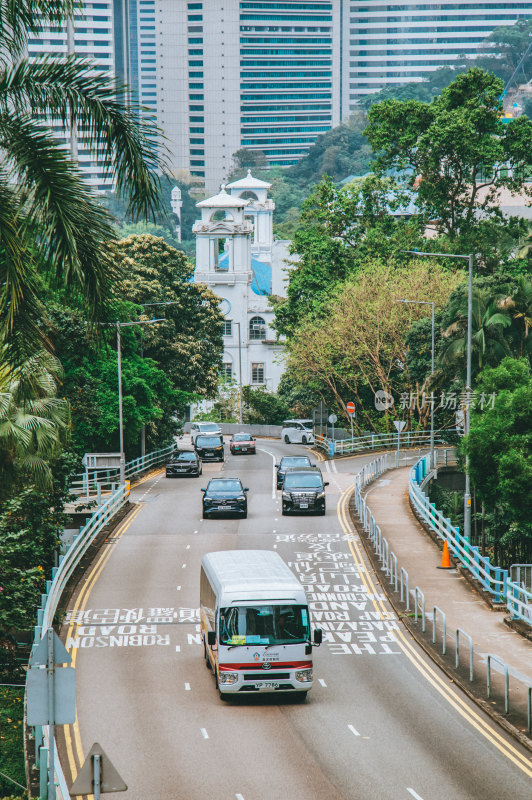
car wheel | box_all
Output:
[282,506,289,516]
[284,435,290,443]
[319,507,326,516]
[302,435,308,444]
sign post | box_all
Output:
[393,420,407,466]
[346,401,356,441]
[70,742,127,797]
[328,414,337,457]
[27,629,75,800]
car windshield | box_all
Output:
[284,473,323,489]
[207,479,242,494]
[175,452,196,461]
[280,457,310,469]
[199,424,220,431]
[219,604,310,645]
[196,436,222,447]
[233,434,251,441]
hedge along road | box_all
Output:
[57,439,532,800]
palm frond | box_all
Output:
[0,1,76,64]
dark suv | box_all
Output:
[275,455,317,489]
[166,450,202,478]
[201,478,249,519]
[282,469,328,516]
[194,435,224,462]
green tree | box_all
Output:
[113,234,224,400]
[0,0,166,357]
[364,68,532,268]
[284,260,461,432]
[464,357,532,565]
[44,306,178,456]
[241,386,289,425]
[273,175,424,337]
[0,349,69,496]
[474,18,532,85]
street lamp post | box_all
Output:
[233,321,243,425]
[401,249,473,542]
[396,298,435,469]
[115,318,165,482]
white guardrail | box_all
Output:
[32,443,174,799]
[315,429,449,458]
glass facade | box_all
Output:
[239,0,335,166]
[348,1,532,102]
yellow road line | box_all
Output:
[132,466,164,487]
[336,487,532,777]
[63,502,144,784]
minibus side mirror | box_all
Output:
[275,463,280,468]
[207,631,216,646]
[200,488,207,493]
[244,487,249,492]
[324,481,329,487]
[313,628,323,645]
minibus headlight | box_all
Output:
[316,491,325,499]
[295,668,313,683]
[282,492,291,500]
[218,671,239,684]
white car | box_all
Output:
[190,421,223,444]
[281,419,314,445]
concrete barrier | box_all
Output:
[183,422,282,438]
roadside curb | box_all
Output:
[347,492,532,756]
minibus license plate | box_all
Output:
[299,502,308,509]
[256,681,279,690]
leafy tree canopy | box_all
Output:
[364,68,532,268]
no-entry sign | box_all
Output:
[346,401,356,416]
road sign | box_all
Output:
[346,402,355,416]
[70,742,127,796]
[393,420,406,432]
[26,667,76,725]
[30,629,72,667]
[328,414,337,424]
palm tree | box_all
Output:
[0,349,69,494]
[0,0,167,359]
[500,276,532,358]
[440,288,512,378]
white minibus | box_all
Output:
[281,419,314,444]
[200,550,322,700]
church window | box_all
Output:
[249,316,266,340]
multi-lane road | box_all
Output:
[58,439,532,799]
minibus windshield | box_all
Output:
[219,604,310,645]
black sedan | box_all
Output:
[282,469,328,516]
[201,478,249,519]
[275,455,317,489]
[166,451,202,478]
[194,435,224,462]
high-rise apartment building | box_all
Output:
[157,0,342,191]
[27,0,159,189]
[345,1,532,104]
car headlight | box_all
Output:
[218,671,239,685]
[236,495,246,501]
[316,491,325,499]
[295,668,313,682]
[282,492,291,500]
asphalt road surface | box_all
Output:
[58,439,532,799]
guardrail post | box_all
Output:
[456,628,474,681]
[487,654,509,714]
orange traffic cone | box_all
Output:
[437,540,453,569]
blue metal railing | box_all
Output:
[410,453,532,625]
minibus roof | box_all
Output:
[201,550,307,605]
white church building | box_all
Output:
[192,171,291,392]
